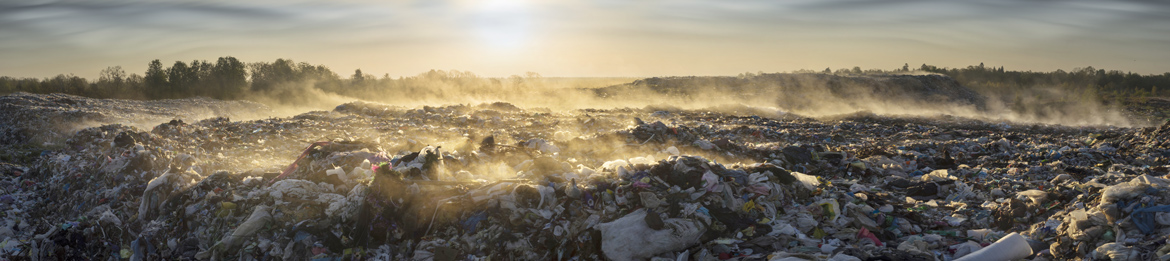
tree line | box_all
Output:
[917,63,1170,99]
[0,57,545,104]
[0,57,249,100]
[1,58,1167,103]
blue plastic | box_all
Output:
[1131,205,1170,234]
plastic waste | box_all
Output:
[597,209,705,261]
[1095,242,1138,260]
[953,232,1032,261]
[1132,205,1170,234]
[791,172,819,191]
[6,93,1170,260]
[966,229,995,242]
[950,241,982,258]
[197,206,273,259]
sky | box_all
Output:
[1,0,1169,79]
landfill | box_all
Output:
[0,92,1169,260]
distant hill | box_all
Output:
[591,73,986,115]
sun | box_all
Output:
[473,0,531,50]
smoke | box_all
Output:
[972,85,1133,127]
[573,73,1144,127]
[356,76,638,110]
[26,70,1139,190]
[240,70,1144,130]
[238,80,360,118]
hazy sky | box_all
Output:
[2,0,1169,79]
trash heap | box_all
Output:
[1,96,1169,260]
[0,92,270,144]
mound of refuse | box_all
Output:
[0,92,270,146]
[591,73,986,114]
[0,96,1169,260]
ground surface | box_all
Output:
[0,91,1168,260]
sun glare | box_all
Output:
[473,0,531,49]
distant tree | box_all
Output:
[249,59,298,92]
[245,58,342,101]
[99,66,125,84]
[851,66,862,74]
[1135,88,1149,98]
[211,56,247,99]
[144,60,168,98]
[42,74,87,95]
[190,60,213,96]
[823,67,831,74]
[902,63,910,72]
[96,66,126,98]
[353,69,365,84]
[0,77,12,94]
[920,64,943,73]
[123,73,146,99]
[168,61,193,97]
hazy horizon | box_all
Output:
[2,0,1169,79]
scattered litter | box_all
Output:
[2,93,1170,260]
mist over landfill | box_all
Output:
[3,0,1170,260]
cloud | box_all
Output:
[0,0,1168,78]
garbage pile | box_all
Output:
[1,95,1169,260]
[590,73,988,114]
[0,92,270,148]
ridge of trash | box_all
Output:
[590,73,985,114]
[0,92,271,147]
